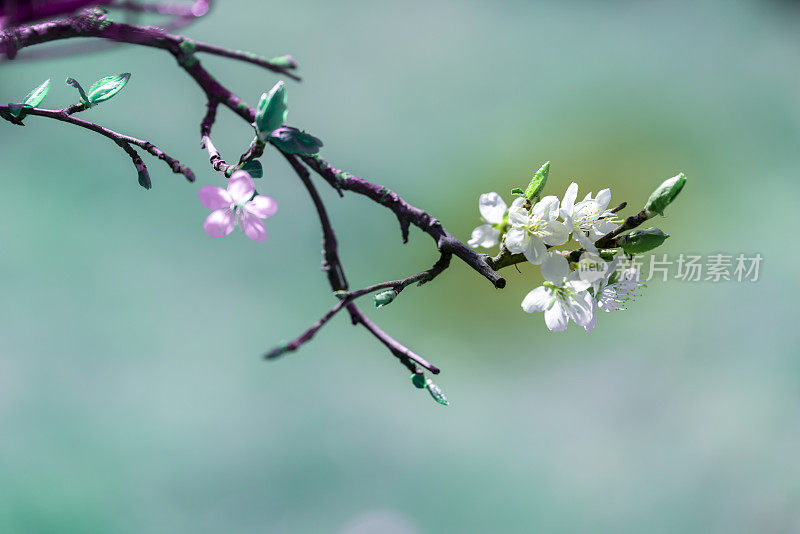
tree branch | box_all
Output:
[0,104,195,187]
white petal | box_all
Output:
[531,195,559,220]
[544,301,569,332]
[468,224,501,248]
[560,182,578,219]
[522,235,547,265]
[583,299,598,333]
[573,229,598,254]
[504,227,528,253]
[541,252,569,283]
[590,219,619,239]
[521,286,553,313]
[541,220,569,246]
[595,188,612,212]
[566,277,592,293]
[567,291,595,328]
[478,192,507,225]
[508,198,529,227]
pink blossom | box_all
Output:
[198,170,277,242]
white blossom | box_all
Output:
[468,192,508,249]
[560,182,618,243]
[521,252,594,332]
[505,196,569,265]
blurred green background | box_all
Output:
[1,0,799,532]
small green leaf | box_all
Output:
[268,126,323,155]
[23,79,50,108]
[65,77,89,104]
[255,80,288,138]
[524,161,550,200]
[425,378,450,406]
[411,374,426,389]
[86,73,131,105]
[239,160,263,178]
[510,188,525,196]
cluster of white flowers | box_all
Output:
[470,182,643,332]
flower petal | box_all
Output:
[468,224,501,248]
[541,252,569,283]
[522,235,547,265]
[508,198,528,227]
[541,220,569,246]
[198,186,232,210]
[227,170,255,204]
[574,229,598,254]
[521,286,553,313]
[504,227,528,253]
[595,188,612,212]
[567,291,595,328]
[245,195,278,219]
[203,208,235,238]
[560,182,578,219]
[590,218,618,240]
[532,195,559,220]
[478,192,507,225]
[583,300,598,333]
[544,300,569,332]
[240,211,268,242]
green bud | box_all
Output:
[524,161,550,200]
[411,373,426,389]
[374,289,398,308]
[425,378,450,406]
[86,73,131,105]
[644,173,686,216]
[255,80,288,139]
[618,227,669,254]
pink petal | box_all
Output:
[245,195,278,219]
[198,186,232,210]
[227,170,255,204]
[203,209,235,238]
[240,211,268,242]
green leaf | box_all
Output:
[268,126,323,155]
[86,73,131,105]
[524,161,550,200]
[23,79,50,108]
[255,80,288,138]
[425,378,450,406]
[511,188,525,196]
[239,160,263,178]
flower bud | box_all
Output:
[618,227,669,254]
[523,161,550,200]
[644,173,686,216]
[374,289,398,308]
